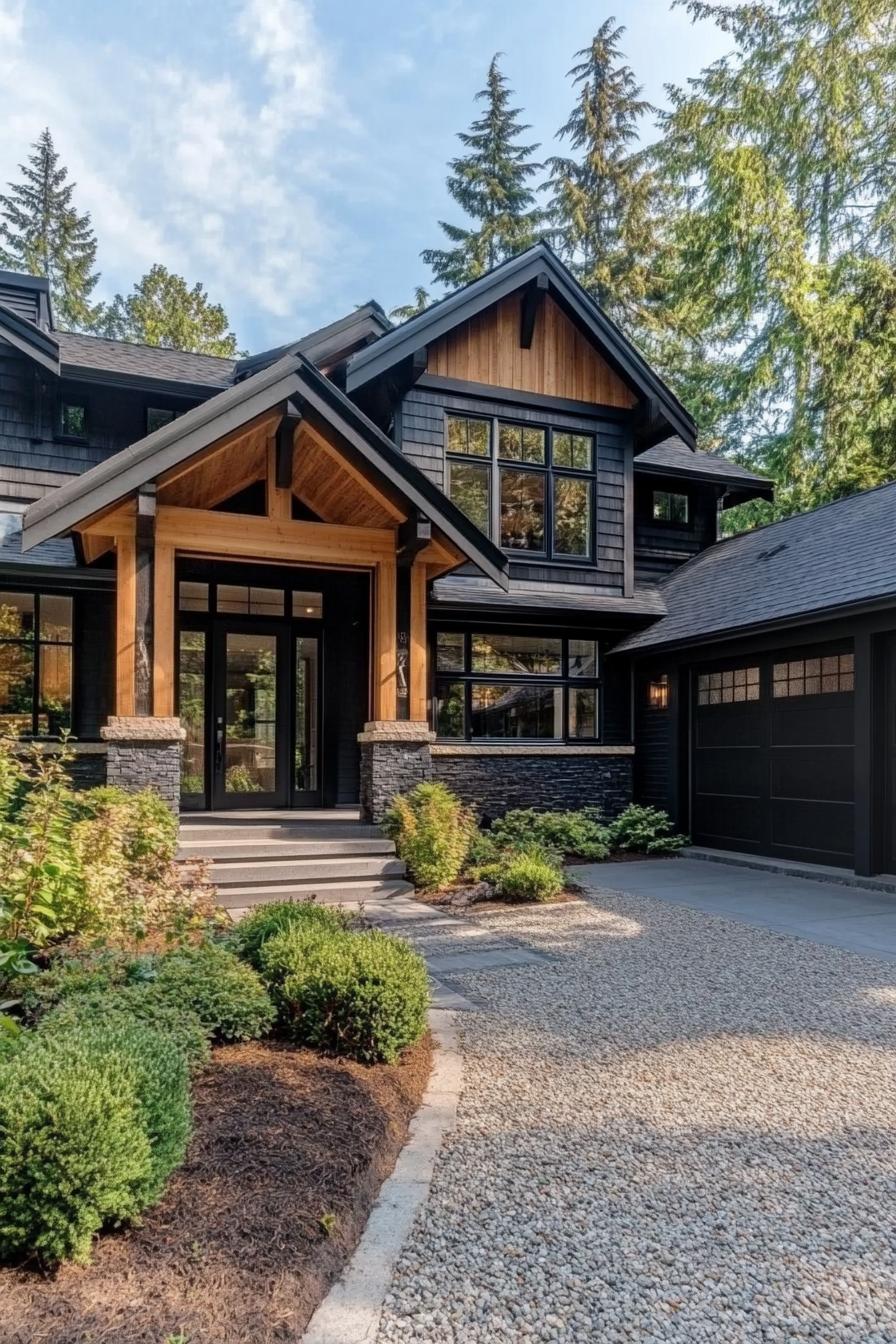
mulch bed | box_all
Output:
[2,1035,433,1344]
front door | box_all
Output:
[212,622,287,808]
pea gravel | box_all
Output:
[376,883,896,1343]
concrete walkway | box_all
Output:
[577,856,896,962]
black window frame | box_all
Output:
[652,488,690,525]
[58,399,88,442]
[146,405,177,435]
[444,412,596,563]
[432,628,602,743]
[0,589,75,738]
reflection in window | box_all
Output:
[471,633,561,676]
[292,591,323,618]
[498,422,545,464]
[653,490,689,523]
[553,476,591,556]
[697,666,760,706]
[552,432,593,470]
[446,415,490,456]
[436,681,465,738]
[470,683,563,739]
[147,407,176,435]
[179,581,209,612]
[295,637,319,791]
[436,631,465,672]
[217,585,284,616]
[0,591,72,736]
[500,469,545,550]
[60,402,87,438]
[179,630,206,797]
[569,687,598,738]
[773,653,854,697]
[448,460,490,532]
[569,640,598,677]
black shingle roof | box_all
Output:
[636,436,771,488]
[56,332,234,387]
[617,480,896,654]
[431,575,666,619]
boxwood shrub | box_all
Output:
[231,899,353,970]
[259,926,428,1064]
[0,1019,191,1264]
[38,983,211,1071]
[153,944,275,1043]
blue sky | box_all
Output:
[0,0,730,351]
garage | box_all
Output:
[691,644,855,867]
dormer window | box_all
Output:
[60,401,87,439]
[653,490,689,524]
[445,413,594,561]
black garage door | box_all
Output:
[691,645,855,867]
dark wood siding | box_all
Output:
[74,589,115,738]
[634,662,678,815]
[633,477,718,584]
[0,282,40,324]
[398,385,629,595]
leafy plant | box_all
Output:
[0,1019,191,1264]
[231,899,354,970]
[259,925,429,1064]
[154,944,275,1043]
[224,764,263,793]
[607,804,687,854]
[489,807,611,862]
[383,782,476,891]
[477,841,564,903]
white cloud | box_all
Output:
[0,0,356,341]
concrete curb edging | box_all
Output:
[301,1008,462,1344]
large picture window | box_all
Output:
[0,592,73,737]
[445,413,595,561]
[434,630,600,741]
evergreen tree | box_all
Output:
[656,0,896,520]
[544,20,663,332]
[422,55,542,289]
[0,129,102,332]
[390,287,433,322]
[100,265,239,356]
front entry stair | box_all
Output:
[177,810,413,908]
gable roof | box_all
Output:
[22,351,510,590]
[635,436,774,506]
[234,302,391,381]
[345,243,696,450]
[0,301,60,375]
[616,481,896,655]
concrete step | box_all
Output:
[179,823,384,843]
[178,838,397,862]
[207,856,407,888]
[219,878,415,909]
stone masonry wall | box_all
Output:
[430,751,633,823]
[101,717,185,815]
[358,722,435,824]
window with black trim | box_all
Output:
[147,406,176,435]
[773,653,853,697]
[60,402,87,439]
[445,413,595,560]
[433,630,600,741]
[697,667,759,706]
[652,489,689,524]
[0,591,73,736]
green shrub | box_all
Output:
[38,983,210,1071]
[490,807,610,861]
[479,843,564,903]
[260,926,428,1064]
[0,1019,191,1264]
[154,943,275,1042]
[607,804,687,854]
[383,782,475,890]
[231,899,353,970]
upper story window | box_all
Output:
[0,591,73,737]
[445,413,594,561]
[60,401,87,439]
[147,406,176,435]
[652,489,689,524]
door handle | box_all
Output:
[214,726,224,773]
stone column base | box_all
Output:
[358,721,435,823]
[100,716,186,815]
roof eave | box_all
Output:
[0,303,60,375]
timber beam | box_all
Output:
[520,274,549,349]
[397,510,432,566]
[276,399,303,488]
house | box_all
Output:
[1,245,893,877]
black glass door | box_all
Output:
[211,622,288,808]
[293,630,322,806]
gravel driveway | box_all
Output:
[377,882,896,1343]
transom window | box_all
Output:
[0,591,73,737]
[434,630,600,741]
[773,653,854,698]
[178,581,323,619]
[445,413,595,560]
[653,490,689,524]
[697,667,759,706]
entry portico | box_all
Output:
[22,352,508,816]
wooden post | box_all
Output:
[153,542,175,716]
[396,565,411,720]
[374,556,397,719]
[410,560,428,722]
[266,436,293,521]
[115,532,137,716]
[134,485,156,716]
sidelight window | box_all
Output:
[445,413,595,560]
[433,630,600,741]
